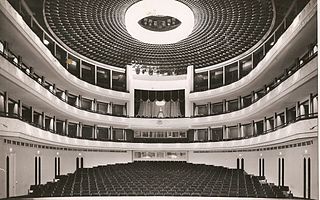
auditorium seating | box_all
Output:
[28,161,289,198]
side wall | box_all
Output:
[188,139,318,199]
[0,140,133,198]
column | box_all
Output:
[207,102,211,115]
[222,66,226,85]
[93,125,98,140]
[65,90,69,102]
[207,71,210,90]
[4,92,8,116]
[123,129,126,141]
[52,116,56,132]
[92,99,97,112]
[52,84,56,95]
[309,94,313,116]
[237,61,241,79]
[30,106,34,123]
[296,101,300,118]
[0,93,4,112]
[273,113,277,129]
[49,117,54,131]
[237,123,242,138]
[109,102,113,115]
[185,65,194,117]
[53,116,57,132]
[284,108,288,124]
[110,126,113,141]
[41,76,45,86]
[238,96,242,109]
[207,127,211,141]
[78,122,82,138]
[79,60,83,79]
[65,119,69,136]
[222,99,227,113]
[110,70,113,89]
[194,130,198,141]
[241,124,245,138]
[313,96,318,114]
[42,112,45,129]
[18,55,22,68]
[251,91,255,103]
[94,65,97,85]
[253,120,257,136]
[222,125,227,140]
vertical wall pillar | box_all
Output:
[92,99,97,112]
[17,55,22,68]
[94,65,97,85]
[263,117,267,132]
[309,94,313,116]
[238,96,242,109]
[65,90,69,102]
[207,127,211,141]
[110,70,113,90]
[222,125,227,139]
[222,99,227,113]
[4,92,8,116]
[109,102,113,115]
[251,91,255,102]
[253,120,257,136]
[273,113,277,129]
[241,124,245,138]
[0,93,4,112]
[65,119,69,136]
[18,100,22,118]
[284,107,288,124]
[184,65,194,117]
[296,101,300,118]
[52,84,56,95]
[194,130,198,141]
[30,106,34,123]
[222,66,226,85]
[123,129,126,141]
[93,125,98,140]
[237,123,242,138]
[42,112,46,129]
[53,116,56,132]
[78,122,82,138]
[207,102,211,115]
[207,71,210,90]
[110,126,113,141]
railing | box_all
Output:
[0,45,128,118]
[193,49,317,117]
[192,0,312,92]
[0,96,316,143]
[5,0,128,92]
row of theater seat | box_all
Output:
[29,161,288,198]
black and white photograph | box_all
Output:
[0,0,318,199]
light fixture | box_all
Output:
[125,0,194,44]
[43,39,50,46]
[156,100,166,107]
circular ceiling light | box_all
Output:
[125,0,195,44]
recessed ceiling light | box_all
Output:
[125,0,194,44]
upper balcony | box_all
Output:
[190,0,317,102]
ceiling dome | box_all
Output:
[44,0,274,69]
